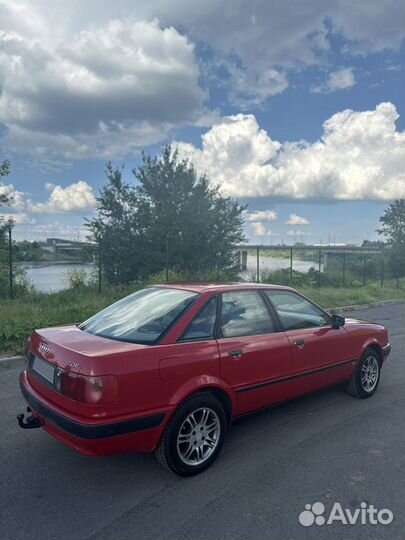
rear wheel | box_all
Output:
[346,348,381,398]
[155,393,227,476]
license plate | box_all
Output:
[32,356,55,384]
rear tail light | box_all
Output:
[56,369,78,400]
[55,369,118,404]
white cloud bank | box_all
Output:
[0,180,96,219]
[176,102,405,200]
[31,181,96,213]
[285,214,310,225]
[0,0,404,160]
[0,8,205,160]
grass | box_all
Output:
[296,282,404,310]
[0,285,136,356]
[0,281,403,356]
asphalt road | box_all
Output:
[1,302,404,540]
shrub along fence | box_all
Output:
[0,227,403,300]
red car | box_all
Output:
[18,283,391,476]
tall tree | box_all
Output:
[134,146,246,278]
[377,199,405,278]
[88,147,246,284]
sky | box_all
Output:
[0,0,404,245]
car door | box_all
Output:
[263,290,356,397]
[217,289,293,415]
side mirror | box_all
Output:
[331,314,345,329]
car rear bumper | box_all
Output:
[19,371,170,456]
[382,343,391,361]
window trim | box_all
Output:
[263,289,333,333]
[177,294,220,343]
[217,289,279,340]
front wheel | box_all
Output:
[155,393,227,476]
[346,348,381,398]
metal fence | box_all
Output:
[0,227,98,298]
[0,227,403,299]
[236,245,397,287]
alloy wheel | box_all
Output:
[176,407,221,466]
[360,355,379,392]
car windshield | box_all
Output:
[79,287,199,344]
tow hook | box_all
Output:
[17,407,44,429]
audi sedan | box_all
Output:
[18,283,391,476]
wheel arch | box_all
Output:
[361,340,383,365]
[167,377,236,425]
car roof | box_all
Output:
[150,282,294,293]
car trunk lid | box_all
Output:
[27,325,147,413]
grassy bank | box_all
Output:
[0,281,403,355]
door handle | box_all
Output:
[293,339,305,349]
[228,349,243,359]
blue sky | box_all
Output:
[0,0,404,244]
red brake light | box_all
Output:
[59,370,78,400]
[55,369,117,404]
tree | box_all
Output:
[88,146,246,283]
[135,146,246,278]
[86,163,151,284]
[377,199,405,278]
[0,158,11,208]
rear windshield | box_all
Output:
[79,287,199,344]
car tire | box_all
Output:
[155,392,227,476]
[346,348,381,398]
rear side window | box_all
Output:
[180,296,218,341]
[220,290,276,338]
[264,290,329,331]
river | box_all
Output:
[239,254,321,280]
[16,263,96,293]
[16,256,320,293]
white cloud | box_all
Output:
[132,0,403,105]
[228,66,288,108]
[0,10,205,159]
[246,210,278,222]
[252,222,267,237]
[285,213,310,225]
[31,181,96,213]
[0,182,28,210]
[49,0,403,65]
[0,0,403,160]
[176,102,405,200]
[312,67,356,93]
[176,114,281,197]
[0,212,35,224]
[0,180,96,222]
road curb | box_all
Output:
[327,299,404,313]
[1,299,403,365]
[0,355,25,365]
